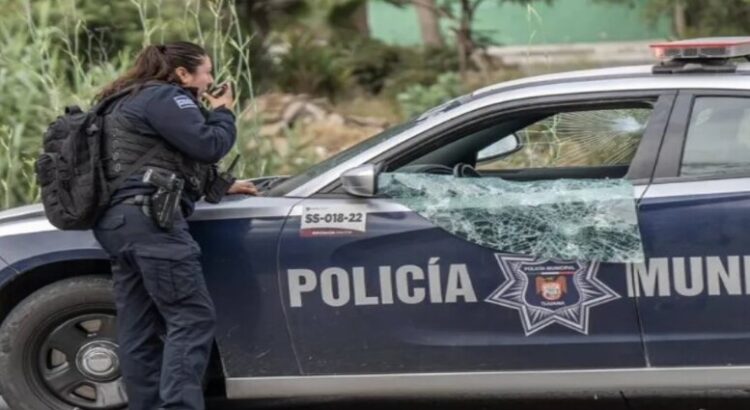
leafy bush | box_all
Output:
[273,30,352,99]
[396,72,462,119]
[341,38,404,94]
[406,46,460,74]
[381,68,444,100]
[335,37,460,99]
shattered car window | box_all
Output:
[378,173,643,263]
[478,108,652,170]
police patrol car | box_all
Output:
[2,37,750,409]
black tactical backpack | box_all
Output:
[36,87,157,230]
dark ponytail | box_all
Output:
[96,41,208,101]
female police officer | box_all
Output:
[92,41,256,410]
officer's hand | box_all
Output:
[227,180,259,196]
[203,83,235,110]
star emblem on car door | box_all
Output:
[485,253,620,336]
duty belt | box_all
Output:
[119,194,153,218]
[120,194,151,206]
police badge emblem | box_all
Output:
[536,275,567,301]
[486,254,619,335]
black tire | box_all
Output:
[0,276,127,410]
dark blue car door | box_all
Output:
[636,90,750,366]
[277,92,674,375]
[189,197,303,378]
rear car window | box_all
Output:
[681,97,750,177]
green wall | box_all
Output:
[369,0,672,46]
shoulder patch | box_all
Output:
[173,95,198,109]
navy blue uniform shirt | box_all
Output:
[109,83,236,214]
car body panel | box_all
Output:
[190,195,305,376]
[223,366,750,399]
[0,219,106,285]
[471,65,656,97]
[638,185,750,367]
[0,254,11,276]
[191,215,300,377]
[633,87,750,367]
[278,198,645,376]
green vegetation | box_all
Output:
[0,1,128,209]
[396,72,462,119]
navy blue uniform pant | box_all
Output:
[93,203,216,410]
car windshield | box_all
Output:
[267,119,419,196]
[265,94,473,196]
[267,94,474,196]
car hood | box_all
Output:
[0,175,290,235]
[0,204,47,267]
[0,203,45,225]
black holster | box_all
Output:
[142,169,184,231]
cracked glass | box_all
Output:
[477,108,652,171]
[378,173,643,263]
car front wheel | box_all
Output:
[0,276,127,410]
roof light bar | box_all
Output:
[650,37,750,60]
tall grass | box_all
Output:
[0,0,316,210]
[0,0,121,209]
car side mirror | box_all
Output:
[477,133,521,163]
[340,164,379,197]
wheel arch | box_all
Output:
[0,258,112,329]
[0,258,229,397]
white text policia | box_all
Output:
[288,258,477,307]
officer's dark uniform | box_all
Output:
[92,82,235,410]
